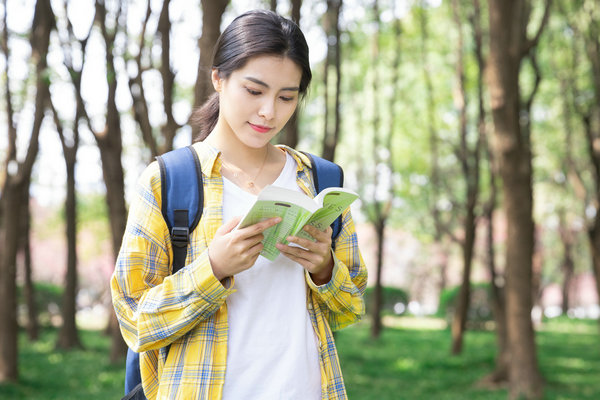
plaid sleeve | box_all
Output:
[110,162,233,352]
[306,207,367,331]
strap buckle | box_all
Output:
[171,226,189,248]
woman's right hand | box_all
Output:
[208,216,281,281]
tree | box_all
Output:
[449,0,483,356]
[560,0,600,330]
[321,0,342,161]
[417,1,452,298]
[279,0,302,147]
[486,0,550,397]
[469,0,510,386]
[357,0,399,339]
[191,0,229,140]
[0,0,54,382]
[50,0,96,350]
[127,0,181,158]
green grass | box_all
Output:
[1,318,599,399]
[336,317,600,400]
[0,328,125,400]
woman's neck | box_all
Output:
[205,124,271,170]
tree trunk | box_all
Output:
[192,0,230,140]
[478,0,509,376]
[20,176,39,341]
[450,0,480,355]
[321,0,342,161]
[371,220,385,338]
[487,0,547,397]
[558,211,574,314]
[0,185,21,382]
[93,0,129,363]
[0,0,52,382]
[279,0,302,148]
[579,3,600,331]
[290,0,301,24]
[56,149,82,350]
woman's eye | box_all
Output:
[246,88,261,96]
[280,96,294,102]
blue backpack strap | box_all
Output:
[156,145,204,273]
[301,152,344,245]
[123,145,203,399]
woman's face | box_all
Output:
[213,55,303,149]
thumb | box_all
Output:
[218,216,243,234]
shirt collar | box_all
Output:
[276,145,312,172]
[190,142,315,179]
[190,141,222,178]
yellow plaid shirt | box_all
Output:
[111,142,367,399]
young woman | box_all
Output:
[111,9,367,400]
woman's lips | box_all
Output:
[249,122,272,133]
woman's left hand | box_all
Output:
[276,225,334,285]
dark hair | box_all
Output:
[191,9,312,142]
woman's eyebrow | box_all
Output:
[244,76,300,92]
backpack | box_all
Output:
[123,145,344,399]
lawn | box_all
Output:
[0,317,599,399]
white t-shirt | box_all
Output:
[221,152,322,400]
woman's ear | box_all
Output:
[212,69,222,92]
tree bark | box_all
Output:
[20,174,39,341]
[53,0,97,350]
[93,0,129,363]
[191,0,229,140]
[371,219,385,338]
[558,211,574,314]
[0,0,53,382]
[290,0,301,24]
[487,0,549,397]
[450,0,481,356]
[51,101,83,350]
[128,0,181,158]
[471,0,509,385]
[321,0,342,161]
[278,0,302,148]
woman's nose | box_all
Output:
[258,98,275,120]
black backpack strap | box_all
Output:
[300,152,345,245]
[156,145,204,273]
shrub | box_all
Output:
[437,283,493,326]
[364,286,410,315]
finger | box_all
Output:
[277,243,321,265]
[286,236,321,251]
[302,225,333,242]
[240,217,281,237]
[280,252,311,270]
[218,216,243,234]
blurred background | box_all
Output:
[1,0,599,399]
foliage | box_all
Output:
[3,319,599,399]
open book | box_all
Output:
[237,185,359,261]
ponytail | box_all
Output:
[191,92,219,142]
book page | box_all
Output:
[237,198,315,261]
[296,189,359,241]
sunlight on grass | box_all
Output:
[394,357,418,371]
